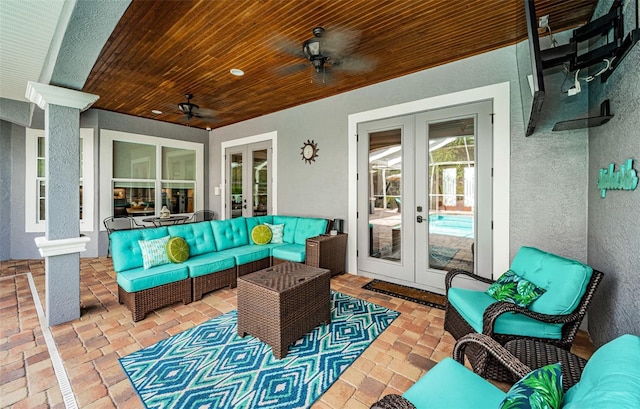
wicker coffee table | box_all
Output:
[237,262,331,359]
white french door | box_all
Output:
[357,100,493,293]
[225,141,272,218]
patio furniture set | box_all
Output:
[370,246,640,408]
[109,215,347,321]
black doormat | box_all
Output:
[362,279,447,310]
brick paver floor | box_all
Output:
[0,258,595,408]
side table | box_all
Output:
[237,262,331,359]
[305,233,347,276]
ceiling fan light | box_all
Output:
[303,38,321,58]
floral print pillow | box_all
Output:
[486,270,546,308]
[499,362,563,409]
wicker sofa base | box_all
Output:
[118,279,192,322]
[445,302,572,382]
[237,257,271,277]
[192,267,237,301]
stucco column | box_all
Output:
[26,82,98,326]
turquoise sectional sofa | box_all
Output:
[372,334,640,408]
[110,215,329,321]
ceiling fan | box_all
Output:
[175,93,216,123]
[277,26,376,83]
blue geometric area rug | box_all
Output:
[119,291,399,409]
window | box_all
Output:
[25,128,94,232]
[100,130,204,227]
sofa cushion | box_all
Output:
[272,244,306,263]
[403,357,505,408]
[219,245,270,265]
[265,223,284,243]
[167,221,216,256]
[563,334,640,408]
[111,227,170,272]
[498,362,563,409]
[486,270,546,308]
[293,217,328,245]
[448,287,563,339]
[210,218,249,251]
[273,215,298,243]
[510,247,593,315]
[183,253,236,278]
[116,263,188,293]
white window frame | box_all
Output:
[25,128,95,232]
[99,129,204,231]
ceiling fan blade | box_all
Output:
[331,55,377,73]
[276,63,310,76]
[322,28,361,57]
[273,34,305,58]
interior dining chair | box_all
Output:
[187,210,215,223]
[103,216,145,256]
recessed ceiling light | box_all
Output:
[151,109,163,115]
[230,68,245,76]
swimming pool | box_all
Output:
[429,214,474,238]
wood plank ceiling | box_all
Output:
[82,0,598,130]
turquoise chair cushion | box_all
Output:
[245,216,274,243]
[564,334,640,408]
[510,246,593,315]
[219,245,270,265]
[272,244,306,263]
[448,287,563,339]
[403,358,505,409]
[273,215,298,243]
[110,227,169,272]
[293,218,328,245]
[183,252,236,278]
[210,218,249,251]
[116,263,188,293]
[167,221,216,256]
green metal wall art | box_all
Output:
[597,159,638,198]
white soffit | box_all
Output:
[0,0,66,102]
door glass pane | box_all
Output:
[427,118,475,272]
[230,153,243,218]
[252,149,268,216]
[368,129,402,262]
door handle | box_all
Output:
[417,215,423,223]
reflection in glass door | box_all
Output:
[226,142,272,218]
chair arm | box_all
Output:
[445,269,495,292]
[453,333,532,380]
[370,394,416,409]
[482,302,582,337]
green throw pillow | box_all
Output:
[166,237,189,263]
[138,236,171,269]
[486,270,546,308]
[499,362,563,409]
[251,224,272,245]
[265,223,284,244]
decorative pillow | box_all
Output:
[166,236,190,263]
[265,223,284,244]
[499,362,563,409]
[138,236,171,269]
[486,270,546,308]
[251,224,272,245]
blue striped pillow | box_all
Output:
[265,223,284,244]
[138,235,171,269]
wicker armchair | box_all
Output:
[444,265,603,382]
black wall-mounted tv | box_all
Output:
[519,0,545,137]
